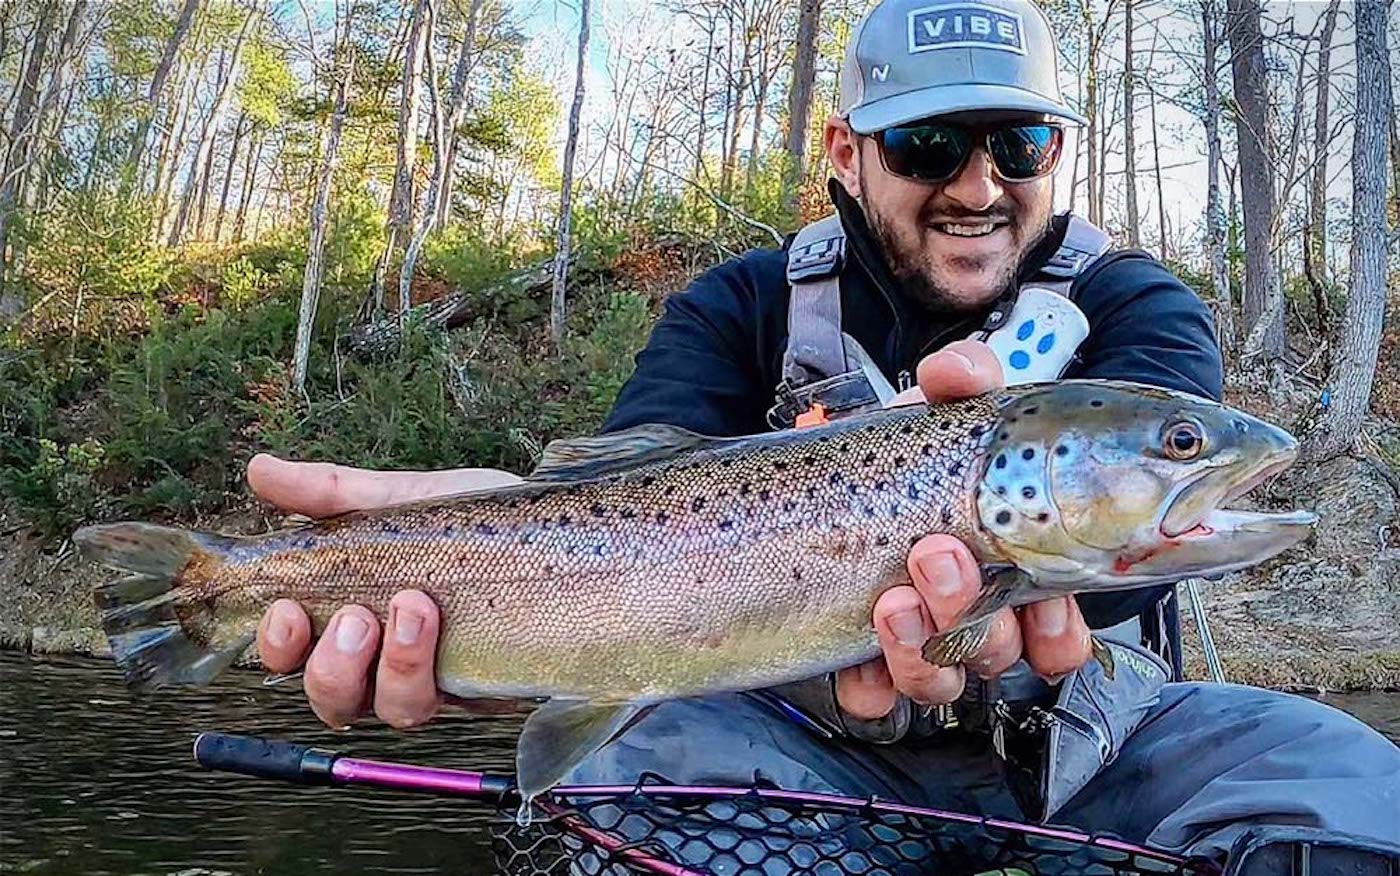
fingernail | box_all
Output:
[1038,599,1069,636]
[857,660,885,685]
[393,607,424,646]
[889,608,929,646]
[334,614,371,653]
[916,553,964,598]
[942,349,975,374]
[266,614,293,650]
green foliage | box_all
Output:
[238,38,297,129]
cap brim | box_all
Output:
[847,83,1087,132]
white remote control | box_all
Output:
[977,286,1090,385]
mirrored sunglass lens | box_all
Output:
[881,125,969,180]
[988,125,1062,179]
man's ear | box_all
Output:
[824,115,862,200]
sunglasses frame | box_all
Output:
[872,121,1066,185]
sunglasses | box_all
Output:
[874,121,1065,184]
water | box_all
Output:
[2,651,1397,875]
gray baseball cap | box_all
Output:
[839,0,1086,133]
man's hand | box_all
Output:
[834,340,1093,721]
[249,454,522,730]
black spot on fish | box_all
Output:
[999,432,1010,441]
[774,460,789,472]
[839,442,850,452]
[806,486,818,499]
[443,525,456,537]
[875,480,888,492]
[719,519,734,532]
[759,489,772,502]
[720,458,733,468]
[619,508,636,520]
[558,514,572,526]
[876,534,890,547]
[1037,513,1050,523]
[949,460,964,477]
[590,503,607,518]
[922,444,934,456]
[863,506,876,518]
[802,454,816,465]
[907,484,921,500]
[655,511,668,524]
[970,424,990,438]
[996,486,1007,496]
[1090,399,1104,408]
[792,567,803,582]
[1022,448,1035,461]
[1055,445,1069,457]
[941,507,953,525]
[691,496,706,512]
[739,482,751,496]
[996,511,1012,525]
[641,475,656,487]
[941,419,953,430]
[783,499,797,512]
[592,545,606,557]
[995,454,1007,470]
[894,455,906,466]
[1022,486,1037,499]
[862,452,875,466]
[519,532,535,545]
[1024,406,1038,415]
[1009,417,1018,425]
[475,523,497,536]
[829,472,843,485]
[900,423,914,435]
[381,521,401,534]
[846,484,859,496]
[664,485,677,496]
[544,563,556,575]
[909,535,922,547]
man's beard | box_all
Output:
[864,197,1049,314]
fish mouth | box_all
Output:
[1123,449,1317,581]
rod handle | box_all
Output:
[193,732,337,785]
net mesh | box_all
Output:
[492,781,1214,876]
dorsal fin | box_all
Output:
[529,423,735,482]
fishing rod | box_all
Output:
[193,731,1219,876]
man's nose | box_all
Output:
[942,147,1003,211]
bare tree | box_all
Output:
[1201,0,1234,356]
[1121,0,1139,247]
[213,112,248,242]
[170,6,258,246]
[125,0,202,177]
[399,0,443,309]
[1306,0,1392,460]
[1227,0,1285,362]
[783,0,821,212]
[1306,0,1340,280]
[293,4,357,396]
[0,0,57,272]
[434,0,484,229]
[371,0,428,317]
[551,0,590,350]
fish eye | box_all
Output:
[1163,420,1205,460]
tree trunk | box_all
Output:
[550,0,589,350]
[1227,0,1285,360]
[783,0,821,211]
[433,0,482,230]
[1149,86,1166,257]
[1201,0,1234,357]
[125,0,202,177]
[170,9,256,246]
[399,0,443,310]
[1305,0,1391,460]
[1122,0,1139,247]
[233,130,263,242]
[293,24,356,396]
[694,15,715,190]
[213,112,247,242]
[1307,0,1340,276]
[193,117,221,237]
[371,0,428,318]
[744,73,769,196]
[0,0,57,271]
[152,76,194,236]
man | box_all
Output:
[248,0,1400,865]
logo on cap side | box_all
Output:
[907,3,1026,55]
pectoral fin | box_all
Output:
[515,699,647,824]
[922,615,997,667]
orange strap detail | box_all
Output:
[794,403,829,428]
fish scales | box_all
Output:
[178,399,995,703]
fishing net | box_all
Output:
[491,776,1217,876]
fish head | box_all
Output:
[975,381,1316,588]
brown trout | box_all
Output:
[74,380,1315,806]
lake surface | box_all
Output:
[2,651,1396,875]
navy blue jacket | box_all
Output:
[602,191,1223,630]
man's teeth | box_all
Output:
[937,222,999,237]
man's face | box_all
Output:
[828,111,1057,312]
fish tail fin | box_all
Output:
[73,522,248,692]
